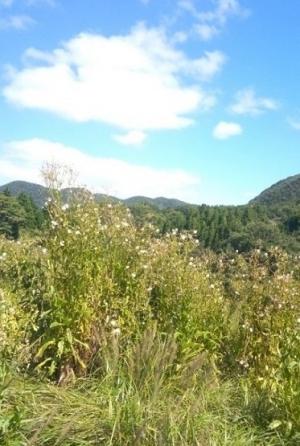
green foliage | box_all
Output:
[0,193,25,239]
[0,172,300,444]
[251,173,300,205]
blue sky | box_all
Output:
[0,0,299,204]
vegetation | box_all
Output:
[0,191,44,239]
[130,201,300,253]
[250,174,300,205]
[0,168,299,445]
[2,176,300,254]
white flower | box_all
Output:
[62,203,69,211]
[112,328,121,337]
[60,241,65,247]
[131,273,136,278]
[42,248,47,254]
[110,319,118,328]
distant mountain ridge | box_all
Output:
[250,174,300,205]
[2,173,300,210]
[0,181,189,210]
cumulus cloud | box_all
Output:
[0,138,201,201]
[230,88,278,116]
[178,0,249,41]
[213,121,242,139]
[0,14,35,30]
[3,24,223,141]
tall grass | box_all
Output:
[0,167,299,444]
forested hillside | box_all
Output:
[1,176,300,252]
[250,174,300,204]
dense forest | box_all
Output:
[1,175,300,253]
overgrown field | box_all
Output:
[0,175,299,445]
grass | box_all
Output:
[0,167,299,445]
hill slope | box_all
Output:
[0,181,48,207]
[0,181,189,209]
[250,174,300,205]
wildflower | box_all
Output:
[51,220,58,228]
[62,203,69,211]
[112,328,121,337]
[110,319,118,328]
[60,241,65,247]
[131,273,136,278]
[42,248,47,254]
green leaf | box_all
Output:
[269,420,282,430]
[35,340,55,358]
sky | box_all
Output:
[0,0,299,204]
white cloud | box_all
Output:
[213,121,242,139]
[3,24,221,138]
[0,14,35,30]
[230,88,278,116]
[195,24,219,41]
[0,138,201,201]
[190,50,226,81]
[179,0,249,41]
[288,117,300,131]
[113,130,147,146]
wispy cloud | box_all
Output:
[113,130,147,146]
[229,88,279,116]
[213,121,243,139]
[25,0,56,7]
[0,14,35,30]
[178,0,249,41]
[0,0,56,7]
[4,23,223,141]
[287,117,300,131]
[0,138,201,201]
[0,0,14,7]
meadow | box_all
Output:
[0,170,299,445]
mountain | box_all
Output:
[0,181,48,207]
[0,181,189,210]
[250,174,300,205]
[124,196,188,210]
